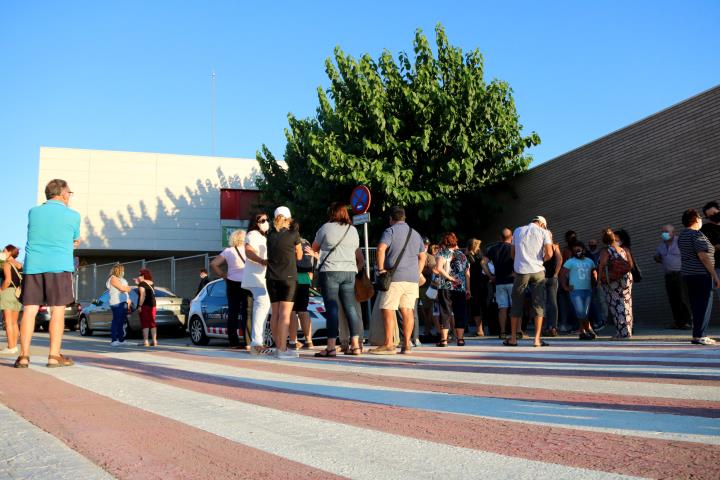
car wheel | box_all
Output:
[79,316,93,336]
[189,316,209,346]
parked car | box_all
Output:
[35,302,82,331]
[187,279,327,346]
[79,286,186,337]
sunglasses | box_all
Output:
[257,218,268,224]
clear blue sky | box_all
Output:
[1,0,718,253]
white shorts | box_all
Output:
[495,283,513,309]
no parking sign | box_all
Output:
[350,186,371,215]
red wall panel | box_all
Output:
[220,189,260,220]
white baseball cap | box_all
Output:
[274,206,292,219]
[532,215,548,227]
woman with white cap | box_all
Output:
[266,206,303,359]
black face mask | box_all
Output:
[711,212,720,223]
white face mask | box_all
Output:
[259,222,270,233]
[698,218,703,228]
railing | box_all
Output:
[75,248,378,302]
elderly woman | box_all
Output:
[434,232,471,347]
[137,268,157,347]
[598,228,634,340]
[466,238,490,337]
[0,245,23,354]
[211,229,251,349]
[678,209,720,345]
[106,264,132,346]
[266,206,303,359]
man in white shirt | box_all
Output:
[506,216,553,347]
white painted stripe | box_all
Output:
[97,351,720,445]
[0,404,114,480]
[179,348,720,401]
[32,359,641,480]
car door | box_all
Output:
[91,291,112,330]
[203,281,228,333]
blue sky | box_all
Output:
[1,0,718,253]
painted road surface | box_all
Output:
[0,332,718,479]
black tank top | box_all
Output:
[7,263,21,287]
[139,281,156,307]
[544,255,558,279]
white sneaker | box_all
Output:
[700,337,717,345]
[110,341,121,347]
[0,346,18,355]
[276,349,299,359]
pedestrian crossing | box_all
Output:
[0,339,718,479]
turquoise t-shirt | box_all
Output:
[563,257,595,290]
[24,200,81,274]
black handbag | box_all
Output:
[375,226,414,292]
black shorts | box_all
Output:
[293,284,310,312]
[267,278,297,303]
[21,272,74,307]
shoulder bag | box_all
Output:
[604,247,632,283]
[375,226,414,292]
[10,263,22,299]
[234,246,247,264]
[354,267,375,302]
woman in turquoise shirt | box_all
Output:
[561,242,598,340]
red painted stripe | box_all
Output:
[82,354,720,480]
[0,366,342,480]
[157,350,720,418]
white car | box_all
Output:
[187,279,327,346]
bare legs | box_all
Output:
[271,301,294,352]
[142,327,157,346]
[3,309,19,348]
[510,315,544,346]
[498,308,508,337]
[18,305,65,365]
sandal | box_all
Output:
[314,348,337,358]
[457,339,465,346]
[345,347,363,356]
[14,355,29,369]
[502,339,518,347]
[533,341,549,347]
[400,344,412,354]
[47,354,74,368]
[436,340,448,347]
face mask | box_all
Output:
[574,251,583,258]
[661,232,671,241]
[697,218,703,228]
[259,222,269,233]
[711,212,720,223]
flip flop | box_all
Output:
[502,339,518,347]
[534,341,549,347]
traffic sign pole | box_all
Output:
[350,186,373,328]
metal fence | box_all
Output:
[75,248,378,303]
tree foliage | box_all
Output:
[257,23,539,237]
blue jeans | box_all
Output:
[320,271,363,339]
[569,290,592,321]
[110,303,127,342]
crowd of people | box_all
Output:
[1,178,719,367]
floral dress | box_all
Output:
[603,247,634,337]
[436,248,469,330]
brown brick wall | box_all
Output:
[478,85,720,328]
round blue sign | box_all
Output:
[350,186,371,214]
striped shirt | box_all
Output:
[678,229,714,276]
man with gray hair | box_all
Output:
[654,224,691,329]
[14,179,81,368]
[505,216,553,347]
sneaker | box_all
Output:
[692,337,717,345]
[276,349,299,359]
[0,346,19,355]
[412,338,422,347]
[110,341,121,347]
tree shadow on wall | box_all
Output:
[82,166,262,257]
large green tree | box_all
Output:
[257,23,539,237]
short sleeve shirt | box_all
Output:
[379,222,424,283]
[654,238,682,273]
[314,222,360,273]
[679,229,714,276]
[24,200,81,274]
[266,228,301,282]
[562,257,596,290]
[243,230,267,288]
[220,246,246,282]
[701,223,720,266]
[512,223,552,275]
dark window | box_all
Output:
[208,282,226,298]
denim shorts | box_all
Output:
[495,283,513,309]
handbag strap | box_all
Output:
[317,224,352,272]
[387,225,414,274]
[234,246,246,264]
[9,262,22,289]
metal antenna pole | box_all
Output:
[211,69,216,156]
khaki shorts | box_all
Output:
[379,281,419,310]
